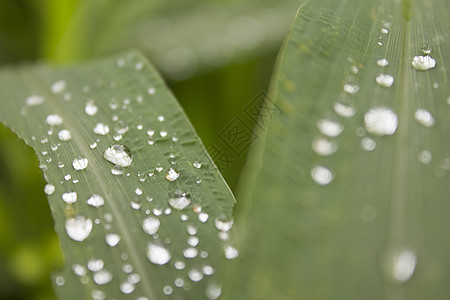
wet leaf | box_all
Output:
[230,0,450,299]
[0,50,235,299]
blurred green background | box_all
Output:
[0,0,298,298]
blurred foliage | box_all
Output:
[0,0,298,298]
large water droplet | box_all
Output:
[88,259,104,271]
[46,114,63,126]
[62,191,77,204]
[376,74,394,87]
[389,250,417,283]
[414,109,435,127]
[146,243,171,265]
[120,282,135,294]
[411,55,436,70]
[317,119,343,137]
[311,166,334,185]
[188,269,203,282]
[364,107,398,136]
[168,191,191,210]
[103,144,132,167]
[72,156,88,170]
[165,168,180,181]
[418,150,432,164]
[377,58,389,67]
[142,217,160,235]
[57,129,71,141]
[65,215,93,241]
[205,283,222,300]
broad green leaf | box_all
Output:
[230,0,450,299]
[0,50,235,299]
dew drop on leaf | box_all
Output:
[364,107,398,136]
[146,243,171,265]
[317,119,343,137]
[188,268,204,282]
[205,283,222,300]
[26,95,44,106]
[376,74,394,87]
[411,55,436,70]
[120,282,135,294]
[57,129,71,141]
[193,161,202,168]
[165,168,180,181]
[62,191,77,203]
[46,114,63,126]
[312,137,338,156]
[168,191,191,210]
[65,215,93,241]
[85,100,98,116]
[44,184,55,195]
[72,264,87,276]
[414,109,435,127]
[333,102,355,118]
[103,144,133,167]
[105,233,121,247]
[377,58,389,67]
[51,80,66,94]
[87,194,104,207]
[183,248,198,258]
[343,84,360,94]
[93,270,113,285]
[311,165,334,185]
[93,123,110,135]
[142,217,160,235]
[72,156,89,170]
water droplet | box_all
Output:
[148,87,156,95]
[86,194,104,207]
[421,44,432,54]
[168,191,191,210]
[224,245,239,259]
[160,130,168,137]
[93,270,112,285]
[381,28,389,34]
[26,95,44,106]
[104,144,132,167]
[311,166,334,185]
[135,62,143,70]
[205,283,222,300]
[90,142,97,149]
[44,184,55,195]
[183,248,198,258]
[157,115,165,122]
[175,261,185,270]
[57,129,71,141]
[46,114,63,126]
[198,212,209,223]
[376,74,394,87]
[361,137,376,151]
[351,66,359,74]
[55,276,65,286]
[122,264,133,273]
[88,259,104,271]
[364,107,398,136]
[72,156,88,170]
[343,84,360,94]
[188,269,203,282]
[414,109,435,127]
[312,137,338,156]
[85,100,98,116]
[187,224,198,235]
[130,201,142,210]
[165,168,180,181]
[333,102,355,118]
[111,165,124,175]
[91,290,106,300]
[105,233,121,247]
[64,174,72,181]
[193,161,202,168]
[93,123,110,135]
[143,217,160,235]
[51,80,66,94]
[411,55,436,70]
[117,58,125,68]
[65,215,92,241]
[389,250,417,283]
[72,264,87,276]
[377,58,389,67]
[163,285,173,295]
[188,236,199,247]
[317,119,343,137]
[62,191,77,204]
[418,150,432,164]
[146,243,171,265]
[215,219,233,232]
[114,120,129,135]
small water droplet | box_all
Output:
[165,168,180,181]
[51,80,66,94]
[72,264,87,276]
[421,44,432,54]
[224,245,239,259]
[418,150,432,164]
[148,87,156,95]
[364,107,398,136]
[143,217,160,235]
[175,261,185,270]
[90,142,97,149]
[65,215,92,241]
[187,224,197,235]
[111,165,124,175]
[333,102,355,118]
[146,243,171,265]
[183,248,198,258]
[343,84,360,94]
[361,137,376,151]
[168,191,191,210]
[317,119,343,137]
[135,62,143,70]
[117,58,125,68]
[55,276,65,286]
[105,233,121,247]
[193,161,202,168]
[72,156,88,170]
[377,58,389,67]
[57,129,71,141]
[414,109,435,127]
[87,194,104,207]
[312,137,338,156]
[85,100,98,116]
[198,212,209,223]
[46,114,63,126]
[381,28,388,34]
[163,285,173,295]
[104,144,133,167]
[311,166,334,185]
[93,270,112,285]
[188,236,199,247]
[44,184,55,195]
[158,115,165,122]
[387,250,417,283]
[62,191,77,204]
[64,174,71,181]
[26,95,44,106]
[160,130,168,137]
[93,123,110,135]
[411,55,436,70]
[91,290,106,300]
[215,219,233,232]
[376,74,394,87]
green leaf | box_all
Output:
[0,50,235,299]
[230,0,450,299]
